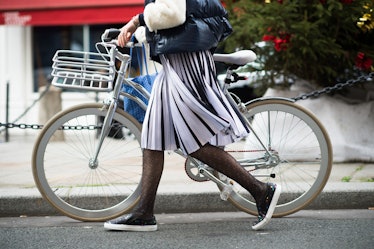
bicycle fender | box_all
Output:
[244,96,295,106]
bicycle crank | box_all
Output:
[184,157,212,182]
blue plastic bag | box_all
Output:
[122,38,157,123]
[122,74,156,123]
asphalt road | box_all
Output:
[1,210,373,249]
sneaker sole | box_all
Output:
[104,222,158,232]
[251,184,282,231]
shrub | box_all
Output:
[223,0,374,89]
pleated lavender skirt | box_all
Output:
[141,50,249,155]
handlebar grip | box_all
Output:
[102,28,121,42]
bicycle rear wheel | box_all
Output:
[32,103,143,221]
[219,98,332,217]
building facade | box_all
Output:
[0,0,144,136]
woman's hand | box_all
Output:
[117,15,140,47]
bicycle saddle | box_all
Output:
[213,50,256,66]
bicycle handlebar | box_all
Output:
[101,28,121,42]
[96,28,141,63]
[101,28,140,48]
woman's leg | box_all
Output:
[104,149,163,231]
[132,149,164,218]
[190,143,266,202]
[190,143,281,230]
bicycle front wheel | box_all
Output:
[32,103,143,221]
[220,98,332,217]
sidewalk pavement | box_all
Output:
[1,133,373,218]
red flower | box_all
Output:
[355,52,373,71]
[277,34,291,51]
[262,35,276,41]
[263,32,290,52]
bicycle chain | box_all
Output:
[1,72,373,131]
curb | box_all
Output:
[1,186,373,218]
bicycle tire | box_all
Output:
[217,98,332,217]
[32,103,143,221]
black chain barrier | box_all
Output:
[0,83,51,133]
[0,123,103,130]
[0,123,44,130]
[292,71,374,101]
[1,72,373,132]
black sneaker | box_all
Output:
[104,214,158,232]
[252,183,281,230]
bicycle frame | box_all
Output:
[91,44,131,166]
[92,41,284,185]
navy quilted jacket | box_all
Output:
[144,0,232,56]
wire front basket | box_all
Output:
[51,50,115,92]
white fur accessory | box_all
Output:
[144,0,186,32]
[134,26,147,43]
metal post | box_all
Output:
[5,81,9,142]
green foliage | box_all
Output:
[222,0,374,88]
[341,176,352,182]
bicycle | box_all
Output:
[32,29,333,222]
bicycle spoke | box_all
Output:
[221,99,332,217]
